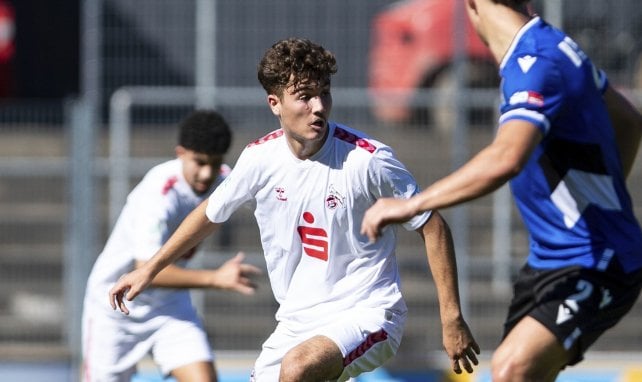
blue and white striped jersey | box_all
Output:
[498,17,642,272]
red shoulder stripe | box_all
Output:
[247,129,284,148]
[161,175,179,195]
[333,126,376,153]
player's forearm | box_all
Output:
[410,122,538,215]
[143,262,213,288]
[410,148,513,215]
[419,212,464,321]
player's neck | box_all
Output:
[285,132,327,161]
[485,11,531,65]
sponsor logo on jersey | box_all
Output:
[517,55,537,73]
[509,90,544,107]
[297,212,329,261]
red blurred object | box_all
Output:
[0,0,14,97]
[368,0,493,124]
[0,0,14,61]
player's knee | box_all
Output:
[491,349,528,382]
[279,336,345,382]
[491,351,550,382]
[280,347,342,382]
[279,353,308,381]
[171,362,217,382]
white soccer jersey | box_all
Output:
[84,158,229,320]
[82,158,230,379]
[205,122,430,332]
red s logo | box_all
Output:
[297,212,329,261]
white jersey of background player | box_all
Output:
[108,38,480,381]
[83,110,260,382]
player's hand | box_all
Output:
[108,267,154,315]
[212,252,262,295]
[441,316,480,374]
[361,197,417,242]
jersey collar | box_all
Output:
[500,16,541,70]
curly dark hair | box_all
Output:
[178,110,232,155]
[257,37,338,97]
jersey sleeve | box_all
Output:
[499,56,565,136]
[367,146,431,231]
[205,147,255,223]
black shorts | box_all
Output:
[502,260,642,365]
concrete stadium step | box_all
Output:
[0,201,67,222]
[0,218,63,244]
[0,316,62,343]
[0,247,63,288]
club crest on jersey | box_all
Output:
[275,186,287,201]
[325,184,345,210]
[509,90,544,107]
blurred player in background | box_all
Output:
[108,37,480,381]
[82,110,261,382]
[362,0,642,381]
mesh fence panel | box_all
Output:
[1,0,641,370]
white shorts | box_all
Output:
[251,307,406,382]
[82,308,213,382]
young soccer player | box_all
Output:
[82,110,261,382]
[108,38,480,381]
[362,1,642,381]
